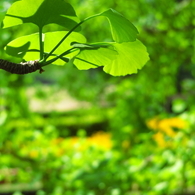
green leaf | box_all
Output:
[72,40,149,76]
[83,8,138,42]
[2,0,80,30]
[98,8,138,42]
[73,46,118,70]
[5,31,86,65]
[103,40,149,76]
[6,42,31,59]
[6,33,40,61]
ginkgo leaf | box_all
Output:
[73,46,118,70]
[103,40,149,76]
[72,40,149,76]
[100,9,138,42]
[5,31,86,65]
[2,0,80,30]
[85,8,138,43]
[6,33,40,61]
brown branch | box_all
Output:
[0,59,44,74]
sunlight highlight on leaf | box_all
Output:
[103,40,149,76]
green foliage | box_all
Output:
[96,8,139,42]
[2,0,80,30]
[1,0,149,76]
[0,0,195,195]
[6,31,86,64]
[103,41,149,75]
[71,40,149,76]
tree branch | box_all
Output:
[0,59,44,74]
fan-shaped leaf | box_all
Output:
[73,46,118,70]
[103,40,149,76]
[2,0,80,30]
[99,9,138,42]
[72,40,149,76]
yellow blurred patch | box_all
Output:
[29,150,39,158]
[147,117,187,148]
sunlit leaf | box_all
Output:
[2,0,80,30]
[98,8,138,42]
[5,31,86,65]
[6,33,40,60]
[72,45,118,70]
[72,40,149,76]
[103,40,150,76]
[44,32,86,65]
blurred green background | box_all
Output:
[0,0,195,194]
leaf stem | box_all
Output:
[44,13,101,62]
[44,21,84,62]
[41,48,78,66]
[39,26,44,60]
[75,57,99,67]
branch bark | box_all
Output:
[0,59,44,74]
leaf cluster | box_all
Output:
[1,0,149,76]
